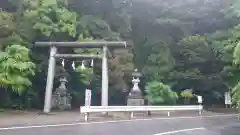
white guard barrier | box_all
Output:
[80,105,203,121]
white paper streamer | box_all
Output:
[81,60,86,69]
[90,59,94,67]
[72,61,76,70]
[61,59,65,67]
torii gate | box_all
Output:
[35,41,127,113]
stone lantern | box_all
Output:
[127,69,144,106]
[51,71,72,110]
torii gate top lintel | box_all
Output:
[35,41,127,48]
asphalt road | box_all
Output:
[0,114,239,135]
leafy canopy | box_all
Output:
[0,44,35,94]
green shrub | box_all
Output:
[180,89,194,104]
[145,81,178,105]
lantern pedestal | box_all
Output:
[127,92,144,106]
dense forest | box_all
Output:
[0,0,240,110]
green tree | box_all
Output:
[0,11,26,50]
[22,0,78,40]
[145,81,178,105]
[143,40,175,84]
[232,83,240,109]
[233,40,240,65]
[173,35,227,100]
[231,27,240,110]
[0,44,35,93]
